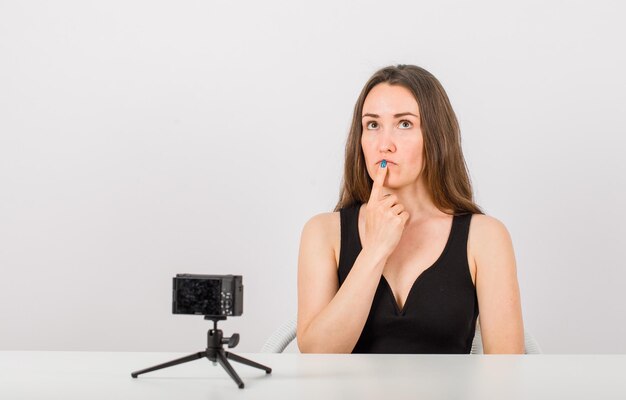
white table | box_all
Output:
[2,351,626,399]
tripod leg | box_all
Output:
[225,351,272,373]
[131,351,206,378]
[215,351,245,389]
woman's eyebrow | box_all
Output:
[361,112,419,118]
[394,112,419,118]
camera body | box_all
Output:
[172,274,243,317]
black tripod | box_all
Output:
[131,316,272,389]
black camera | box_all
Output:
[172,274,243,317]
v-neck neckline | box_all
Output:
[354,204,457,315]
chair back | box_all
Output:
[261,318,297,353]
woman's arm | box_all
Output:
[471,214,525,354]
[296,213,388,353]
[298,165,408,353]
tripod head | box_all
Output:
[204,315,239,349]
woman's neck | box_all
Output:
[377,179,450,225]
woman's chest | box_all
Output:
[376,223,455,310]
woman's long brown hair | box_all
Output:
[334,65,483,216]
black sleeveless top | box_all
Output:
[338,203,479,354]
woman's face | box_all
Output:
[361,83,425,190]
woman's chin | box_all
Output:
[386,177,419,190]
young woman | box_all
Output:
[297,65,524,354]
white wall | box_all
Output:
[1,0,625,354]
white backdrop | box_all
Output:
[1,0,625,354]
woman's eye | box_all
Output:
[399,120,412,129]
[366,121,378,129]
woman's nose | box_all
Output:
[378,129,396,153]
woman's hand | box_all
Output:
[362,162,410,259]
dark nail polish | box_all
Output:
[381,160,387,168]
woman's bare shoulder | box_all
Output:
[303,211,339,229]
[469,213,511,240]
[468,213,514,267]
[302,212,340,241]
[301,211,341,265]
